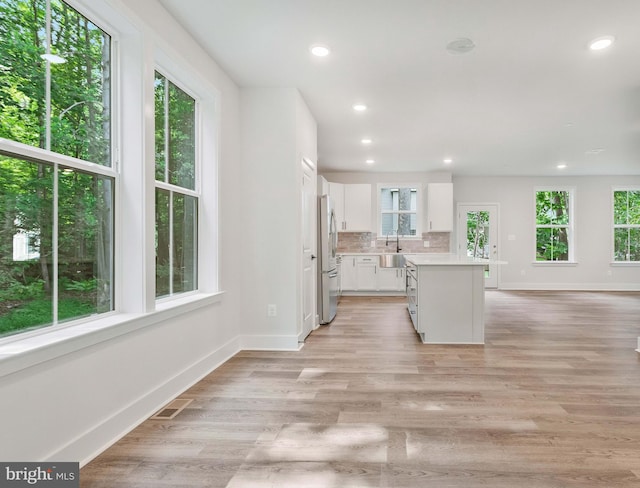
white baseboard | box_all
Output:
[50,336,241,467]
[499,282,640,291]
[240,334,302,351]
[43,333,301,466]
[340,291,406,296]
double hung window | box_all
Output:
[0,0,114,337]
[380,187,418,237]
[535,189,573,262]
[154,71,198,298]
[613,189,640,262]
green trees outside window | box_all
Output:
[613,190,640,262]
[154,72,197,298]
[0,0,111,164]
[0,0,113,337]
[536,190,572,261]
[466,211,490,259]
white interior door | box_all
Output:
[300,160,316,341]
[457,204,499,288]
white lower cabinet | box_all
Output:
[355,256,377,291]
[340,254,405,293]
[377,267,405,291]
[405,266,418,330]
[341,256,357,291]
[406,262,485,344]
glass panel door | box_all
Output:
[457,204,499,288]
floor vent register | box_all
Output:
[150,398,193,420]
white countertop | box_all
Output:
[405,253,507,266]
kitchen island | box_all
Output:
[405,254,503,344]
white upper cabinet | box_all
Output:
[329,182,371,232]
[426,183,453,232]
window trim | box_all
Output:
[0,0,221,350]
[611,186,640,264]
[0,0,118,338]
[377,183,422,238]
[153,69,201,300]
[534,186,576,263]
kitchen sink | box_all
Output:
[379,253,406,268]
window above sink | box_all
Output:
[379,185,421,237]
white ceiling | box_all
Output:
[159,0,640,176]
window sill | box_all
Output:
[610,261,640,267]
[0,291,225,379]
[531,261,578,267]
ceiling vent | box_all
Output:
[446,38,476,55]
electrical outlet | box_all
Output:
[267,304,277,317]
[423,240,430,248]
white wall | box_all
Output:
[239,88,317,349]
[295,92,319,338]
[454,175,640,290]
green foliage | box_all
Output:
[60,277,97,292]
[0,296,95,336]
[613,190,640,261]
[466,211,489,258]
[0,0,114,335]
[535,191,571,261]
[154,71,196,189]
[536,191,569,225]
[0,278,45,301]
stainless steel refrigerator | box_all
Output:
[318,194,339,324]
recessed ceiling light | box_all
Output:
[443,158,453,164]
[585,147,605,155]
[589,36,615,51]
[309,44,330,57]
[353,103,367,112]
[557,163,567,170]
[361,138,372,144]
[365,159,375,164]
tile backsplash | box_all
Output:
[337,232,450,253]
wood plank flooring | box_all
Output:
[81,291,640,487]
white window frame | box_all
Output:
[611,186,640,264]
[377,183,422,239]
[533,187,576,264]
[153,68,201,301]
[0,0,119,335]
[0,0,221,363]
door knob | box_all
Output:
[311,255,317,260]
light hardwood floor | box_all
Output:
[81,291,640,487]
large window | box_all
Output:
[154,71,198,298]
[0,0,113,337]
[380,187,418,237]
[613,189,640,262]
[535,189,573,262]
